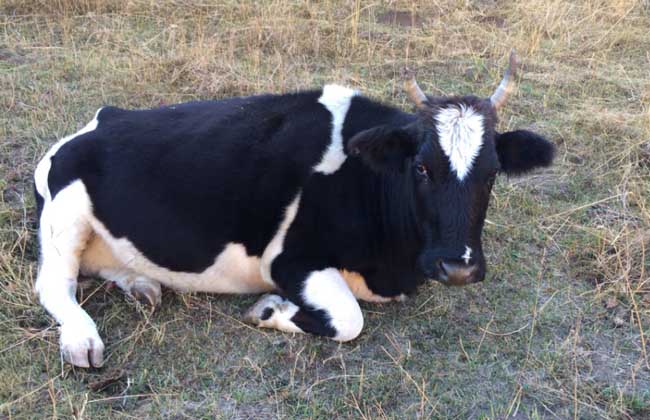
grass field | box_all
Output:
[1,0,649,418]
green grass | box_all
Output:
[1,0,649,418]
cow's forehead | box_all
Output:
[433,104,486,181]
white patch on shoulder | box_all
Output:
[34,108,103,201]
[314,84,358,174]
[435,105,484,181]
[260,193,301,286]
[302,268,363,342]
[462,246,472,265]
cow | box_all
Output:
[33,50,554,368]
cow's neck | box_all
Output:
[371,168,423,265]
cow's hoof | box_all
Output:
[244,294,288,325]
[129,277,161,307]
[60,321,105,368]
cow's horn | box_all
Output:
[490,49,518,110]
[402,67,427,109]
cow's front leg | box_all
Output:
[245,265,363,342]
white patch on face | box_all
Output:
[435,105,484,181]
[314,84,358,174]
[260,193,301,286]
[34,107,103,201]
[462,246,472,265]
[302,268,364,341]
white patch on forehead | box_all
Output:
[435,105,484,181]
[314,84,358,174]
[462,246,472,265]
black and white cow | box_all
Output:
[33,51,554,367]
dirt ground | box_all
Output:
[1,1,649,418]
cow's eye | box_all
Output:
[415,163,428,177]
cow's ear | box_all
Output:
[496,130,555,175]
[347,125,419,172]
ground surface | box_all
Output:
[1,1,649,418]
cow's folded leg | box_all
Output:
[98,270,162,307]
[246,266,364,342]
[81,235,162,307]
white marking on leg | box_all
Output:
[435,105,484,181]
[34,108,103,201]
[260,194,301,287]
[314,84,358,174]
[35,180,104,367]
[244,294,303,334]
[302,268,363,341]
[462,246,472,265]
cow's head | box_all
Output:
[347,50,555,286]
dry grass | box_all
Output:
[1,0,649,418]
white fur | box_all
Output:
[462,246,472,265]
[35,180,104,367]
[260,194,301,286]
[302,268,364,341]
[435,105,484,181]
[34,108,102,201]
[314,84,357,174]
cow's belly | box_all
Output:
[80,221,274,294]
